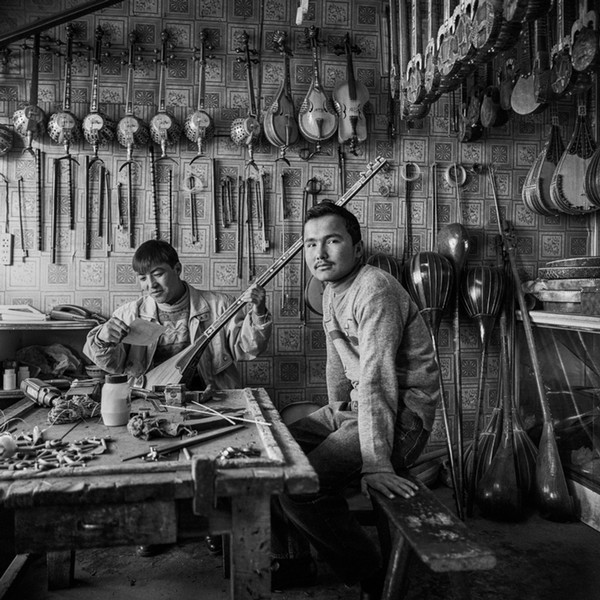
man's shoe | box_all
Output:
[204,535,223,556]
[271,556,318,591]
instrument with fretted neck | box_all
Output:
[82,26,116,160]
[116,31,150,163]
[143,156,388,389]
[332,33,369,155]
[48,24,82,155]
[184,29,215,161]
[263,30,300,163]
[13,33,46,156]
[298,26,338,154]
[230,31,262,167]
[150,30,182,161]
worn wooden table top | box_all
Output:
[0,387,318,508]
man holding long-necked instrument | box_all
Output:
[84,239,272,556]
[84,239,272,389]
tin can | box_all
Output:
[164,383,186,406]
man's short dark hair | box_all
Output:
[304,200,362,245]
[132,239,180,274]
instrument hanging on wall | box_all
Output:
[511,22,545,116]
[0,174,13,266]
[498,56,517,111]
[404,0,426,107]
[471,0,502,61]
[230,31,262,170]
[150,29,182,162]
[423,0,441,104]
[82,25,116,161]
[298,26,338,157]
[143,157,388,390]
[332,33,369,155]
[480,61,509,129]
[184,29,215,162]
[549,0,581,99]
[263,30,300,164]
[549,93,599,214]
[532,13,555,106]
[13,33,46,156]
[571,0,600,74]
[455,0,477,79]
[522,104,564,216]
[437,5,462,94]
[48,24,82,154]
[116,31,150,163]
[0,123,13,156]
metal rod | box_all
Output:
[36,148,42,251]
[17,176,27,262]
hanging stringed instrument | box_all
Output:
[82,26,116,160]
[550,0,580,99]
[230,31,262,165]
[13,33,46,155]
[143,156,388,389]
[404,0,426,107]
[423,0,441,103]
[184,29,215,160]
[571,0,600,74]
[150,30,182,160]
[47,24,82,154]
[298,26,338,153]
[116,31,150,162]
[511,22,545,116]
[263,30,300,163]
[332,33,369,154]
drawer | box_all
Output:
[14,500,177,552]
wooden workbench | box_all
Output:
[0,388,318,600]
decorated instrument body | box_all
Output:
[298,26,338,151]
[12,33,46,154]
[82,26,116,158]
[150,29,183,159]
[184,29,215,158]
[332,33,369,154]
[263,30,300,162]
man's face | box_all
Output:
[137,262,184,304]
[303,214,363,282]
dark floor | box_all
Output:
[4,485,600,600]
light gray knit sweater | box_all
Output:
[322,264,440,474]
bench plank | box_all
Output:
[369,482,496,573]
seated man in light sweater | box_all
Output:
[270,202,440,600]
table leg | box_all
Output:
[46,550,74,590]
[229,493,271,600]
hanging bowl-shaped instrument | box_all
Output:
[184,29,215,159]
[13,33,46,154]
[47,24,82,154]
[366,252,403,282]
[230,31,261,163]
[404,251,454,338]
[116,31,150,161]
[82,25,116,158]
[149,29,182,160]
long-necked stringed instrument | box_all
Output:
[298,26,338,154]
[263,30,300,163]
[150,29,182,161]
[13,33,46,156]
[82,25,116,161]
[184,29,215,161]
[116,31,150,162]
[332,33,369,155]
[143,156,388,389]
[48,24,82,155]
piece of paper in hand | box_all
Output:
[122,319,166,346]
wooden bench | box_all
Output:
[363,481,497,600]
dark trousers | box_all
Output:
[271,402,429,586]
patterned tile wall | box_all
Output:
[0,0,593,449]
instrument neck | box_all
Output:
[63,28,74,111]
[29,34,41,106]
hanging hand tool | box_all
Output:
[220,177,229,228]
[257,167,268,251]
[246,176,256,281]
[168,168,173,246]
[149,145,160,240]
[105,169,112,256]
[211,158,218,253]
[17,176,27,262]
[281,171,289,309]
[35,148,43,251]
[84,155,92,259]
[98,164,106,237]
[116,181,124,231]
[237,177,245,280]
[0,173,13,266]
[127,162,135,248]
[52,159,59,264]
[338,145,346,194]
[187,174,198,245]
